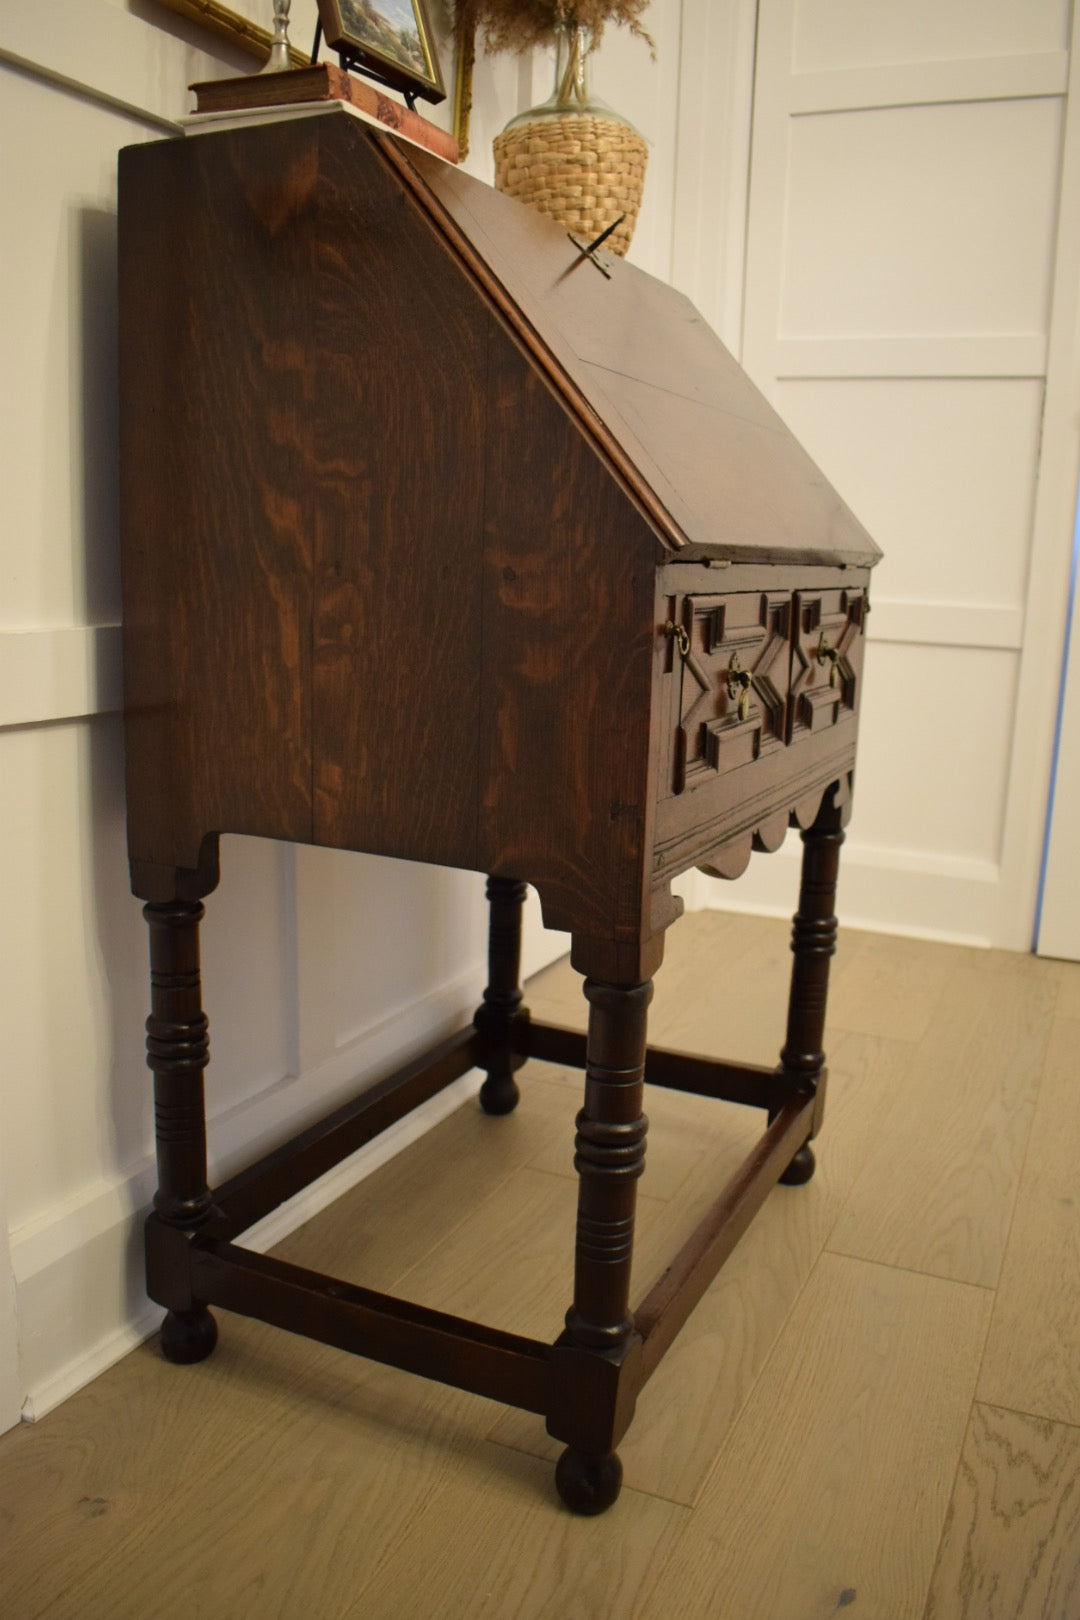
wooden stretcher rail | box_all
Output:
[518,1017,787,1111]
[209,1027,482,1239]
[191,1237,554,1414]
[634,1094,816,1382]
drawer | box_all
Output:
[666,589,793,795]
[790,587,868,741]
[653,582,868,882]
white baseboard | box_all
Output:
[12,979,486,1424]
[698,838,1001,948]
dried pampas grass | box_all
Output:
[452,1,653,55]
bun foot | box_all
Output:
[555,1447,623,1515]
[160,1307,218,1365]
[479,1073,520,1115]
[780,1143,816,1185]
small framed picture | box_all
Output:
[316,1,446,104]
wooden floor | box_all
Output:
[3,912,1079,1619]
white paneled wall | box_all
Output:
[726,0,1080,948]
[3,0,1075,1437]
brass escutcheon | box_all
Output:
[817,633,840,688]
[727,650,753,722]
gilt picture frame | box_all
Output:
[316,0,446,103]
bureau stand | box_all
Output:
[144,791,843,1517]
[120,110,879,1514]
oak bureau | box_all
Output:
[118,108,880,1513]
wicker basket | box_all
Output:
[493,113,648,258]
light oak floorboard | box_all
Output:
[347,1443,688,1620]
[637,1252,993,1620]
[273,1066,575,1287]
[827,960,1057,1287]
[0,918,1070,1618]
[490,1031,911,1505]
[924,1402,1080,1620]
[1,1316,503,1620]
[1056,960,1080,1020]
[978,1016,1080,1424]
[820,926,961,1043]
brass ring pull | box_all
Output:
[727,651,753,722]
[664,621,690,658]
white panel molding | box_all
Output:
[0,625,122,729]
[12,968,488,1422]
[997,0,1080,952]
[0,0,234,130]
[774,332,1048,380]
[868,600,1024,652]
[788,51,1070,116]
[669,0,759,353]
[700,837,1000,947]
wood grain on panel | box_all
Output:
[120,127,321,894]
[637,1252,991,1620]
[925,1403,1080,1620]
[401,143,879,568]
[310,122,489,870]
[476,342,661,945]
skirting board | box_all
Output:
[699,837,1002,949]
[12,973,490,1425]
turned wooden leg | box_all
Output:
[474,876,528,1116]
[777,791,845,1185]
[143,900,218,1363]
[552,976,652,1514]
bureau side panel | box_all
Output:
[477,340,662,947]
[309,123,487,869]
[119,130,319,896]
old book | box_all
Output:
[189,63,459,164]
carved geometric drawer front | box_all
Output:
[789,588,867,743]
[672,592,792,794]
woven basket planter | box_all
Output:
[493,113,648,259]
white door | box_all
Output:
[728,0,1080,951]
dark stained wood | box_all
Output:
[143,901,213,1229]
[780,787,845,1094]
[474,877,529,1115]
[120,129,320,900]
[119,110,881,1515]
[208,1026,481,1240]
[188,1238,552,1414]
[476,341,663,954]
[519,1018,790,1112]
[310,126,491,868]
[399,143,882,569]
[564,979,653,1354]
[634,1094,817,1381]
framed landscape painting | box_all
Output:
[316,0,446,102]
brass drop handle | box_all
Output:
[727,651,753,722]
[817,634,840,688]
[665,620,690,658]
